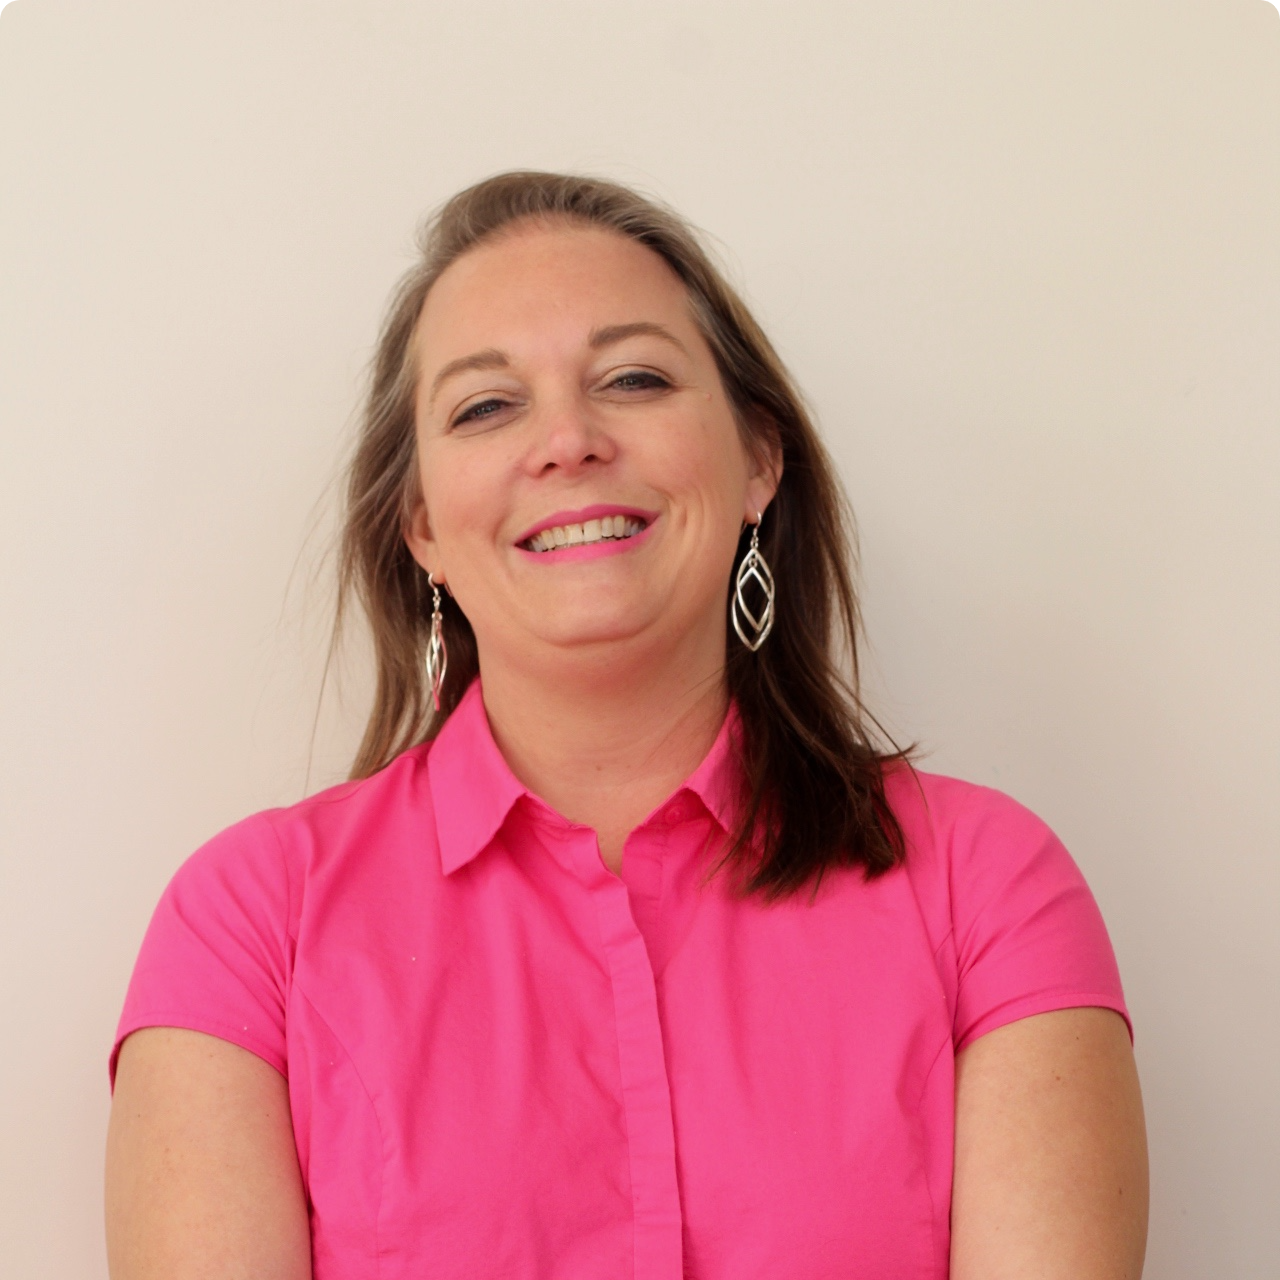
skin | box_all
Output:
[104,221,1148,1277]
[952,1007,1148,1278]
[105,1028,310,1280]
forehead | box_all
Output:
[413,222,696,370]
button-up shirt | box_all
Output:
[113,678,1128,1278]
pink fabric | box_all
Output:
[112,680,1129,1279]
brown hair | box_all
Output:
[335,170,910,898]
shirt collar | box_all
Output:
[427,678,745,875]
[674,701,743,837]
[428,680,529,875]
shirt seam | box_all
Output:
[293,980,386,1280]
[914,1033,952,1271]
[956,989,1133,1052]
[111,1013,287,1079]
[945,782,1060,966]
[257,809,300,976]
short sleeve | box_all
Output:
[941,782,1131,1052]
[109,811,295,1089]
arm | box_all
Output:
[950,1007,1148,1280]
[105,1027,312,1280]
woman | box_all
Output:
[105,171,1148,1278]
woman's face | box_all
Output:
[405,220,779,678]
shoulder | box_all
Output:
[885,765,1060,867]
[882,766,1129,1048]
[254,742,434,855]
[885,764,1045,827]
[884,765,1090,935]
[275,740,434,829]
[112,743,442,1086]
[168,743,437,915]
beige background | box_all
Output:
[2,1,1277,1274]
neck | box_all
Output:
[476,628,729,870]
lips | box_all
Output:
[515,504,659,550]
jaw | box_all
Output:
[473,597,730,708]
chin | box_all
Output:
[536,613,652,651]
[523,581,658,642]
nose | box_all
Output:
[521,392,618,478]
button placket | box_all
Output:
[580,832,684,1280]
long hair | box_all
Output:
[334,170,911,898]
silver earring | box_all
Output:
[731,512,775,652]
[424,572,448,711]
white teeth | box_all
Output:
[524,515,647,552]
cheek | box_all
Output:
[656,416,752,579]
[419,443,503,553]
[662,411,752,517]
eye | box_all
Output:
[607,370,671,392]
[451,397,509,428]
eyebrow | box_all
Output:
[426,322,689,410]
[427,348,510,410]
[587,321,689,355]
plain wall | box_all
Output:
[2,1,1277,1274]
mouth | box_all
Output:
[516,506,657,554]
[522,514,648,553]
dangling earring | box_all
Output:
[731,511,776,652]
[424,571,448,711]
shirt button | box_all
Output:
[666,798,695,824]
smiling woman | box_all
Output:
[337,172,909,896]
[105,172,1148,1280]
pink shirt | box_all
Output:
[112,680,1129,1279]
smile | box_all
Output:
[523,515,647,553]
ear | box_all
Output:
[742,418,784,525]
[403,493,446,587]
